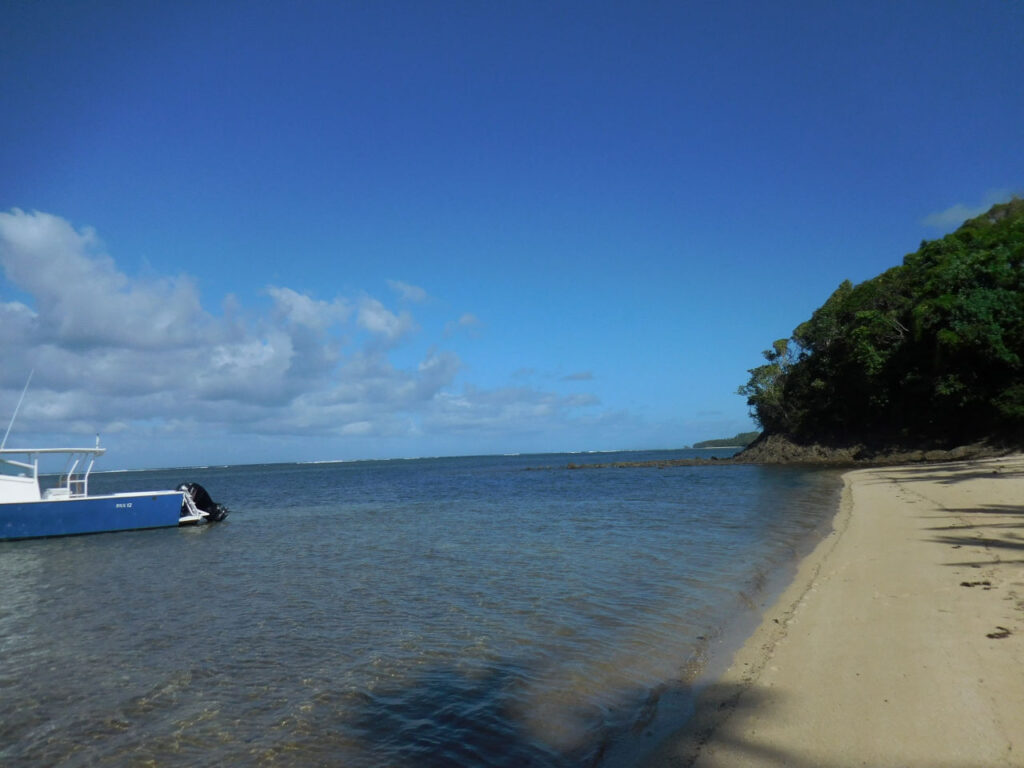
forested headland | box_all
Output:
[692,432,760,449]
[738,198,1024,462]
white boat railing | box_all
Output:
[56,450,99,497]
[0,447,106,501]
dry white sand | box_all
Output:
[643,455,1024,768]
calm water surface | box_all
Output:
[0,450,841,766]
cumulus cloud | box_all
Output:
[0,210,602,458]
[357,296,417,343]
[0,300,36,343]
[268,286,351,329]
[0,209,212,352]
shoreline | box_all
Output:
[640,454,1024,767]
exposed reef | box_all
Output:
[537,434,1021,470]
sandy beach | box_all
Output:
[644,455,1024,768]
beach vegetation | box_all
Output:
[739,197,1024,446]
[692,431,761,448]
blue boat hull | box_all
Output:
[0,492,186,541]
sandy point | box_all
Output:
[642,454,1024,768]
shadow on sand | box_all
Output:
[874,463,1024,485]
[312,657,828,768]
[919,501,1024,568]
[333,665,997,768]
[336,657,683,767]
[336,669,816,768]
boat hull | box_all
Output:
[0,491,186,541]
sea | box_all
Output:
[0,449,842,767]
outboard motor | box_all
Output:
[177,482,230,522]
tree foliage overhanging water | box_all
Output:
[740,197,1024,446]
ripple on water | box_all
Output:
[1,454,840,766]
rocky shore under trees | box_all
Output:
[553,434,1020,470]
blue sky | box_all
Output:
[2,1,1022,468]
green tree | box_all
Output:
[737,338,796,433]
[739,197,1024,445]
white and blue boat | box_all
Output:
[0,442,228,541]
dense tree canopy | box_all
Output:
[740,198,1024,446]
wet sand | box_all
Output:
[643,455,1024,768]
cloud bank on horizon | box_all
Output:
[0,209,608,461]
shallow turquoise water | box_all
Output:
[0,450,840,766]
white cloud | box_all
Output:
[445,312,482,337]
[341,420,374,435]
[268,285,350,329]
[425,386,598,434]
[357,296,416,342]
[0,209,210,350]
[387,279,428,303]
[0,300,36,343]
[922,189,1018,230]
[0,210,604,461]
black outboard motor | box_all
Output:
[177,482,230,522]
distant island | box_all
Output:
[692,431,761,449]
[738,197,1024,463]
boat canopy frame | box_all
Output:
[0,446,106,500]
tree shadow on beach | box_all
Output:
[942,558,1024,568]
[641,682,828,768]
[329,661,830,768]
[632,679,995,768]
[879,464,1024,485]
[923,504,1024,532]
[923,503,1024,567]
[341,661,569,767]
[942,504,1024,515]
[928,533,1024,552]
[323,655,1008,768]
[337,657,689,768]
